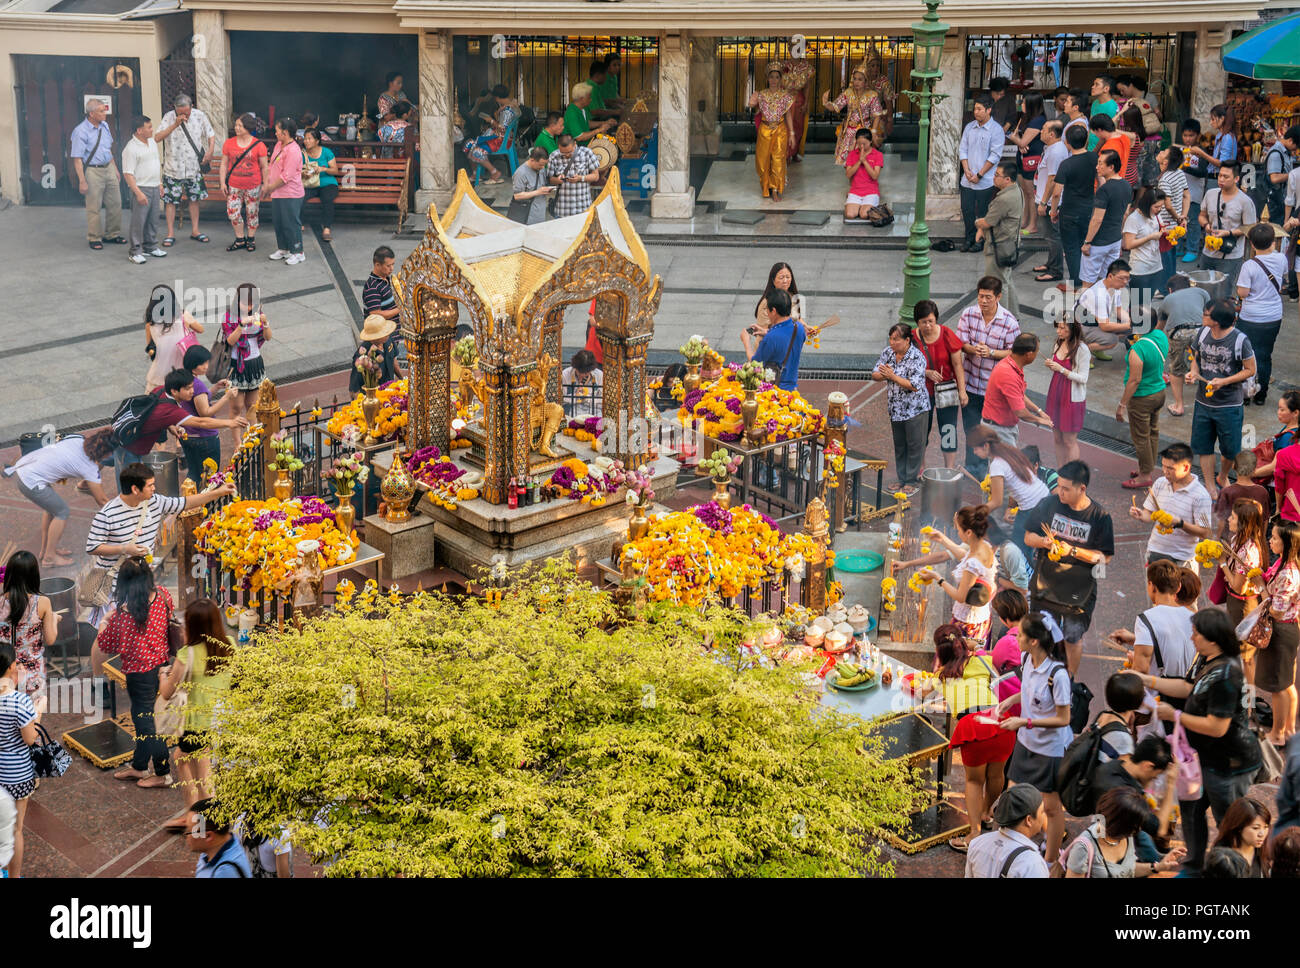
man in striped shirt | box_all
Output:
[957,278,1021,477]
[84,461,233,621]
[362,245,400,324]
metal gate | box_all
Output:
[14,54,142,206]
[160,36,197,119]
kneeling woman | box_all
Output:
[916,624,1014,851]
[997,611,1074,871]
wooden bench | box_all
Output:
[204,154,412,234]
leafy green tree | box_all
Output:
[207,561,922,876]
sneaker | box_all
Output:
[285,252,306,265]
[147,247,167,258]
[268,249,288,260]
[127,253,147,264]
[1091,349,1113,362]
[1181,252,1198,263]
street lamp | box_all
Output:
[898,0,951,327]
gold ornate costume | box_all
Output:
[754,87,795,198]
[528,353,565,458]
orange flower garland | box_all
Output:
[677,369,824,444]
[326,380,410,441]
[194,497,359,593]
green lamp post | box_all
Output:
[898,0,951,327]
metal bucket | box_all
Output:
[40,576,77,644]
[1188,269,1230,303]
[920,467,963,530]
[140,451,180,498]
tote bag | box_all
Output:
[1171,712,1202,801]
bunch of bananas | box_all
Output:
[833,662,876,688]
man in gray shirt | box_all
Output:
[509,147,553,224]
[1199,159,1257,289]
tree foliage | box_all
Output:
[208,561,922,876]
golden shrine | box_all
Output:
[392,169,662,505]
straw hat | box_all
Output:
[359,313,397,342]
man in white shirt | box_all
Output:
[154,93,215,244]
[1235,222,1289,404]
[965,785,1051,878]
[958,95,1006,253]
[1033,120,1068,282]
[1129,443,1213,567]
[1111,560,1196,681]
[1074,258,1132,354]
[1198,160,1257,290]
[120,115,167,264]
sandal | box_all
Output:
[948,836,969,853]
[114,766,149,781]
[322,228,332,242]
[190,233,210,243]
[161,237,175,247]
[1166,405,1185,417]
[136,774,172,789]
[1122,478,1153,489]
[227,239,247,252]
[1033,264,1049,273]
[103,236,127,244]
[88,240,103,250]
[245,239,256,252]
[1035,272,1063,282]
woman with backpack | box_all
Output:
[996,611,1074,871]
[918,505,996,646]
[1140,607,1261,872]
[1064,786,1185,877]
[159,598,232,833]
[915,624,1014,851]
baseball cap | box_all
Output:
[992,785,1042,827]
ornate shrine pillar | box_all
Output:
[926,33,966,222]
[542,307,565,405]
[402,293,458,456]
[415,29,457,211]
[824,392,848,533]
[651,32,695,219]
[597,301,652,472]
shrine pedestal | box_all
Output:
[371,446,679,575]
[363,513,437,581]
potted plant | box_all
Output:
[699,447,742,509]
[269,430,304,500]
[324,452,369,533]
[679,334,707,393]
[354,346,384,444]
[736,360,768,444]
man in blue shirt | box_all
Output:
[187,799,252,878]
[69,98,125,249]
[958,94,1006,252]
[751,289,805,391]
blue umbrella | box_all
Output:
[1222,12,1300,81]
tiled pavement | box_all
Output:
[5,370,1279,877]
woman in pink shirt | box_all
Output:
[261,117,305,265]
[843,128,884,222]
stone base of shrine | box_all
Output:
[363,513,438,581]
[371,447,679,576]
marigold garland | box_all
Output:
[326,379,410,441]
[194,496,358,593]
[677,367,824,445]
[620,501,814,607]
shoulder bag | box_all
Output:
[919,332,960,409]
[154,636,191,742]
[1171,711,1202,801]
[224,139,259,191]
[178,117,212,175]
[1250,256,1283,296]
[76,559,120,609]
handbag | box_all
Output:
[154,668,189,742]
[207,329,233,386]
[989,235,1019,268]
[1208,566,1228,606]
[918,332,961,409]
[29,722,72,778]
[301,163,321,190]
[1020,154,1042,173]
[175,327,199,369]
[1171,712,1203,801]
[76,559,119,609]
[166,595,184,658]
[1236,598,1273,651]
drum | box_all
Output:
[590,135,619,172]
[614,122,638,155]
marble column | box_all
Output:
[689,36,720,156]
[1191,28,1229,125]
[925,34,966,222]
[651,32,695,219]
[192,10,232,136]
[415,29,456,214]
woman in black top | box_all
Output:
[1007,92,1046,236]
[1212,796,1272,877]
[1140,607,1261,872]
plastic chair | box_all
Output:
[473,117,520,185]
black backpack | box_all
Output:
[1056,711,1130,816]
[108,388,165,449]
